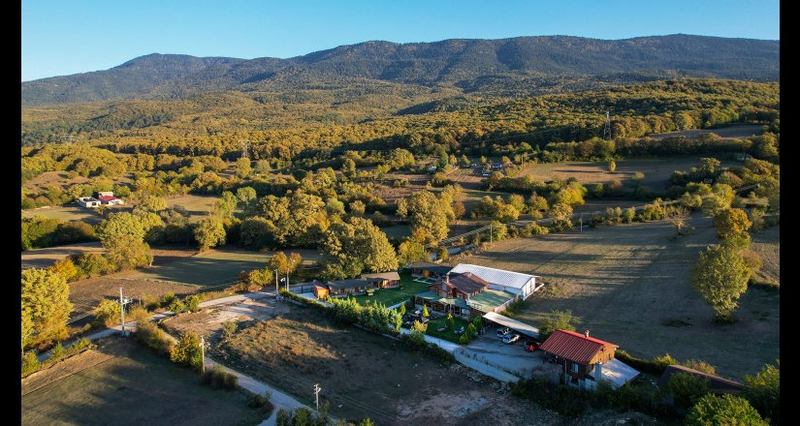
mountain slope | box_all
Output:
[22,35,779,106]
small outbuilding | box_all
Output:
[538,329,621,390]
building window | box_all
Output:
[571,363,579,373]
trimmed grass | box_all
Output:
[22,337,263,426]
[352,273,428,307]
[425,316,471,343]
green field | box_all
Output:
[425,316,471,343]
[352,273,428,307]
[21,337,264,426]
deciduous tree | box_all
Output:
[690,244,750,321]
[22,268,72,346]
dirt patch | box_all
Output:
[751,225,780,284]
[454,214,779,381]
[22,242,105,269]
[163,297,292,337]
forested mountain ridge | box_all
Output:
[23,34,778,106]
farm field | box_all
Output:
[22,241,104,269]
[21,205,124,225]
[453,214,779,381]
[21,337,264,426]
[214,302,641,426]
[165,194,219,220]
[517,155,739,189]
[123,247,320,287]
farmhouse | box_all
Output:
[538,329,638,389]
[413,270,519,318]
[77,196,101,208]
[312,271,400,298]
[360,271,400,289]
[97,191,125,206]
[448,263,542,300]
[408,261,453,279]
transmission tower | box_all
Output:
[603,111,612,140]
[239,139,250,159]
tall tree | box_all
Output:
[714,208,752,249]
[235,158,251,179]
[322,217,398,279]
[690,244,750,321]
[686,394,768,426]
[194,216,226,251]
[22,268,72,346]
[396,190,453,243]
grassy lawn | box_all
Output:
[454,213,779,381]
[22,337,264,426]
[352,273,428,307]
[425,316,471,343]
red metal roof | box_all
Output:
[539,329,618,365]
[98,195,118,202]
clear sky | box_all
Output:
[21,0,779,82]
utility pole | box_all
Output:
[200,335,205,373]
[313,383,321,411]
[275,269,279,295]
[603,110,612,140]
[286,271,289,291]
[119,287,132,336]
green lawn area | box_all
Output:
[353,273,429,307]
[425,316,471,343]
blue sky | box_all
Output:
[21,0,779,81]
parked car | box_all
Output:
[524,340,539,352]
[496,327,511,338]
[502,334,521,344]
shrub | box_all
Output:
[222,320,238,340]
[521,222,549,237]
[686,394,768,426]
[247,391,275,416]
[201,365,238,389]
[539,309,580,339]
[615,350,674,376]
[136,321,173,356]
[93,299,121,328]
[160,292,177,308]
[168,299,185,314]
[170,331,203,370]
[127,305,151,323]
[744,361,780,424]
[21,351,40,377]
[667,371,711,409]
[436,247,449,261]
[51,342,64,359]
[184,295,201,313]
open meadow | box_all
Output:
[22,241,104,269]
[21,337,264,426]
[453,214,779,381]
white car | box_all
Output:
[502,334,520,344]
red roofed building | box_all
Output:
[97,191,124,206]
[539,329,619,389]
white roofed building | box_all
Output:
[449,263,542,300]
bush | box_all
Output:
[21,351,40,377]
[136,321,173,356]
[51,342,64,359]
[667,371,711,410]
[247,391,275,416]
[520,222,549,237]
[686,394,768,426]
[184,295,201,313]
[436,247,449,261]
[615,350,674,376]
[201,365,238,389]
[744,361,780,424]
[160,292,177,308]
[127,305,151,323]
[168,299,185,314]
[501,298,526,318]
[93,299,121,328]
[170,331,203,370]
[222,320,238,340]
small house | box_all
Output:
[77,197,101,208]
[325,278,372,298]
[312,283,330,299]
[97,191,125,206]
[360,271,401,289]
[538,329,620,390]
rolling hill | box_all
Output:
[22,34,779,106]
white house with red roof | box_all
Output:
[97,191,124,206]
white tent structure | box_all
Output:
[449,263,542,300]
